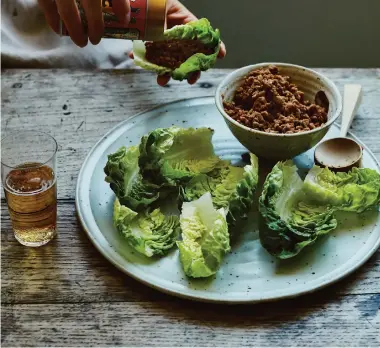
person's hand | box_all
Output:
[129,0,226,86]
[38,0,131,46]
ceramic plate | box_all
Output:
[76,97,380,303]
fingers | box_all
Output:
[38,0,60,34]
[218,42,227,59]
[80,0,104,45]
[156,72,201,87]
[157,74,171,87]
[166,0,197,27]
[54,0,88,47]
[112,0,131,24]
[40,0,119,46]
[187,71,201,85]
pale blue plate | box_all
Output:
[76,97,380,303]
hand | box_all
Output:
[130,0,226,86]
[38,0,131,46]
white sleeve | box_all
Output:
[1,0,134,69]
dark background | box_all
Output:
[183,0,380,68]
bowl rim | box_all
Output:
[215,62,343,138]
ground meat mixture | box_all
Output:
[145,40,214,70]
[223,65,328,134]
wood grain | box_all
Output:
[2,294,380,347]
[1,69,379,347]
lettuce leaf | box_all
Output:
[259,161,338,259]
[138,126,227,186]
[181,154,259,224]
[303,166,380,213]
[104,146,161,210]
[113,199,180,257]
[133,18,221,81]
[177,192,230,278]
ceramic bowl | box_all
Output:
[215,63,343,160]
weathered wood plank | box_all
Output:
[1,203,379,304]
[0,203,164,304]
[1,69,379,347]
[2,294,379,347]
[1,69,379,200]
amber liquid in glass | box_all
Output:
[4,163,57,246]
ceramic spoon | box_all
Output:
[314,84,363,171]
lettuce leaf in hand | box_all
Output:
[177,192,230,278]
[113,199,180,257]
[303,166,380,213]
[138,126,227,186]
[181,153,259,224]
[259,161,337,259]
[133,18,221,81]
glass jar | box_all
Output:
[60,0,167,41]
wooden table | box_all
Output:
[1,69,380,347]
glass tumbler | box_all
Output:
[1,131,58,247]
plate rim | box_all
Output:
[75,96,380,304]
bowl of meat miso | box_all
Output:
[215,63,342,160]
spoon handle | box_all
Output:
[340,84,362,138]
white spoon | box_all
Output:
[314,84,363,171]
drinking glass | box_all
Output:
[1,131,58,247]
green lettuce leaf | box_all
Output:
[181,153,259,224]
[259,161,338,259]
[104,146,161,211]
[113,199,180,257]
[138,126,227,186]
[177,192,230,278]
[303,166,380,213]
[133,18,221,81]
[164,18,220,47]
